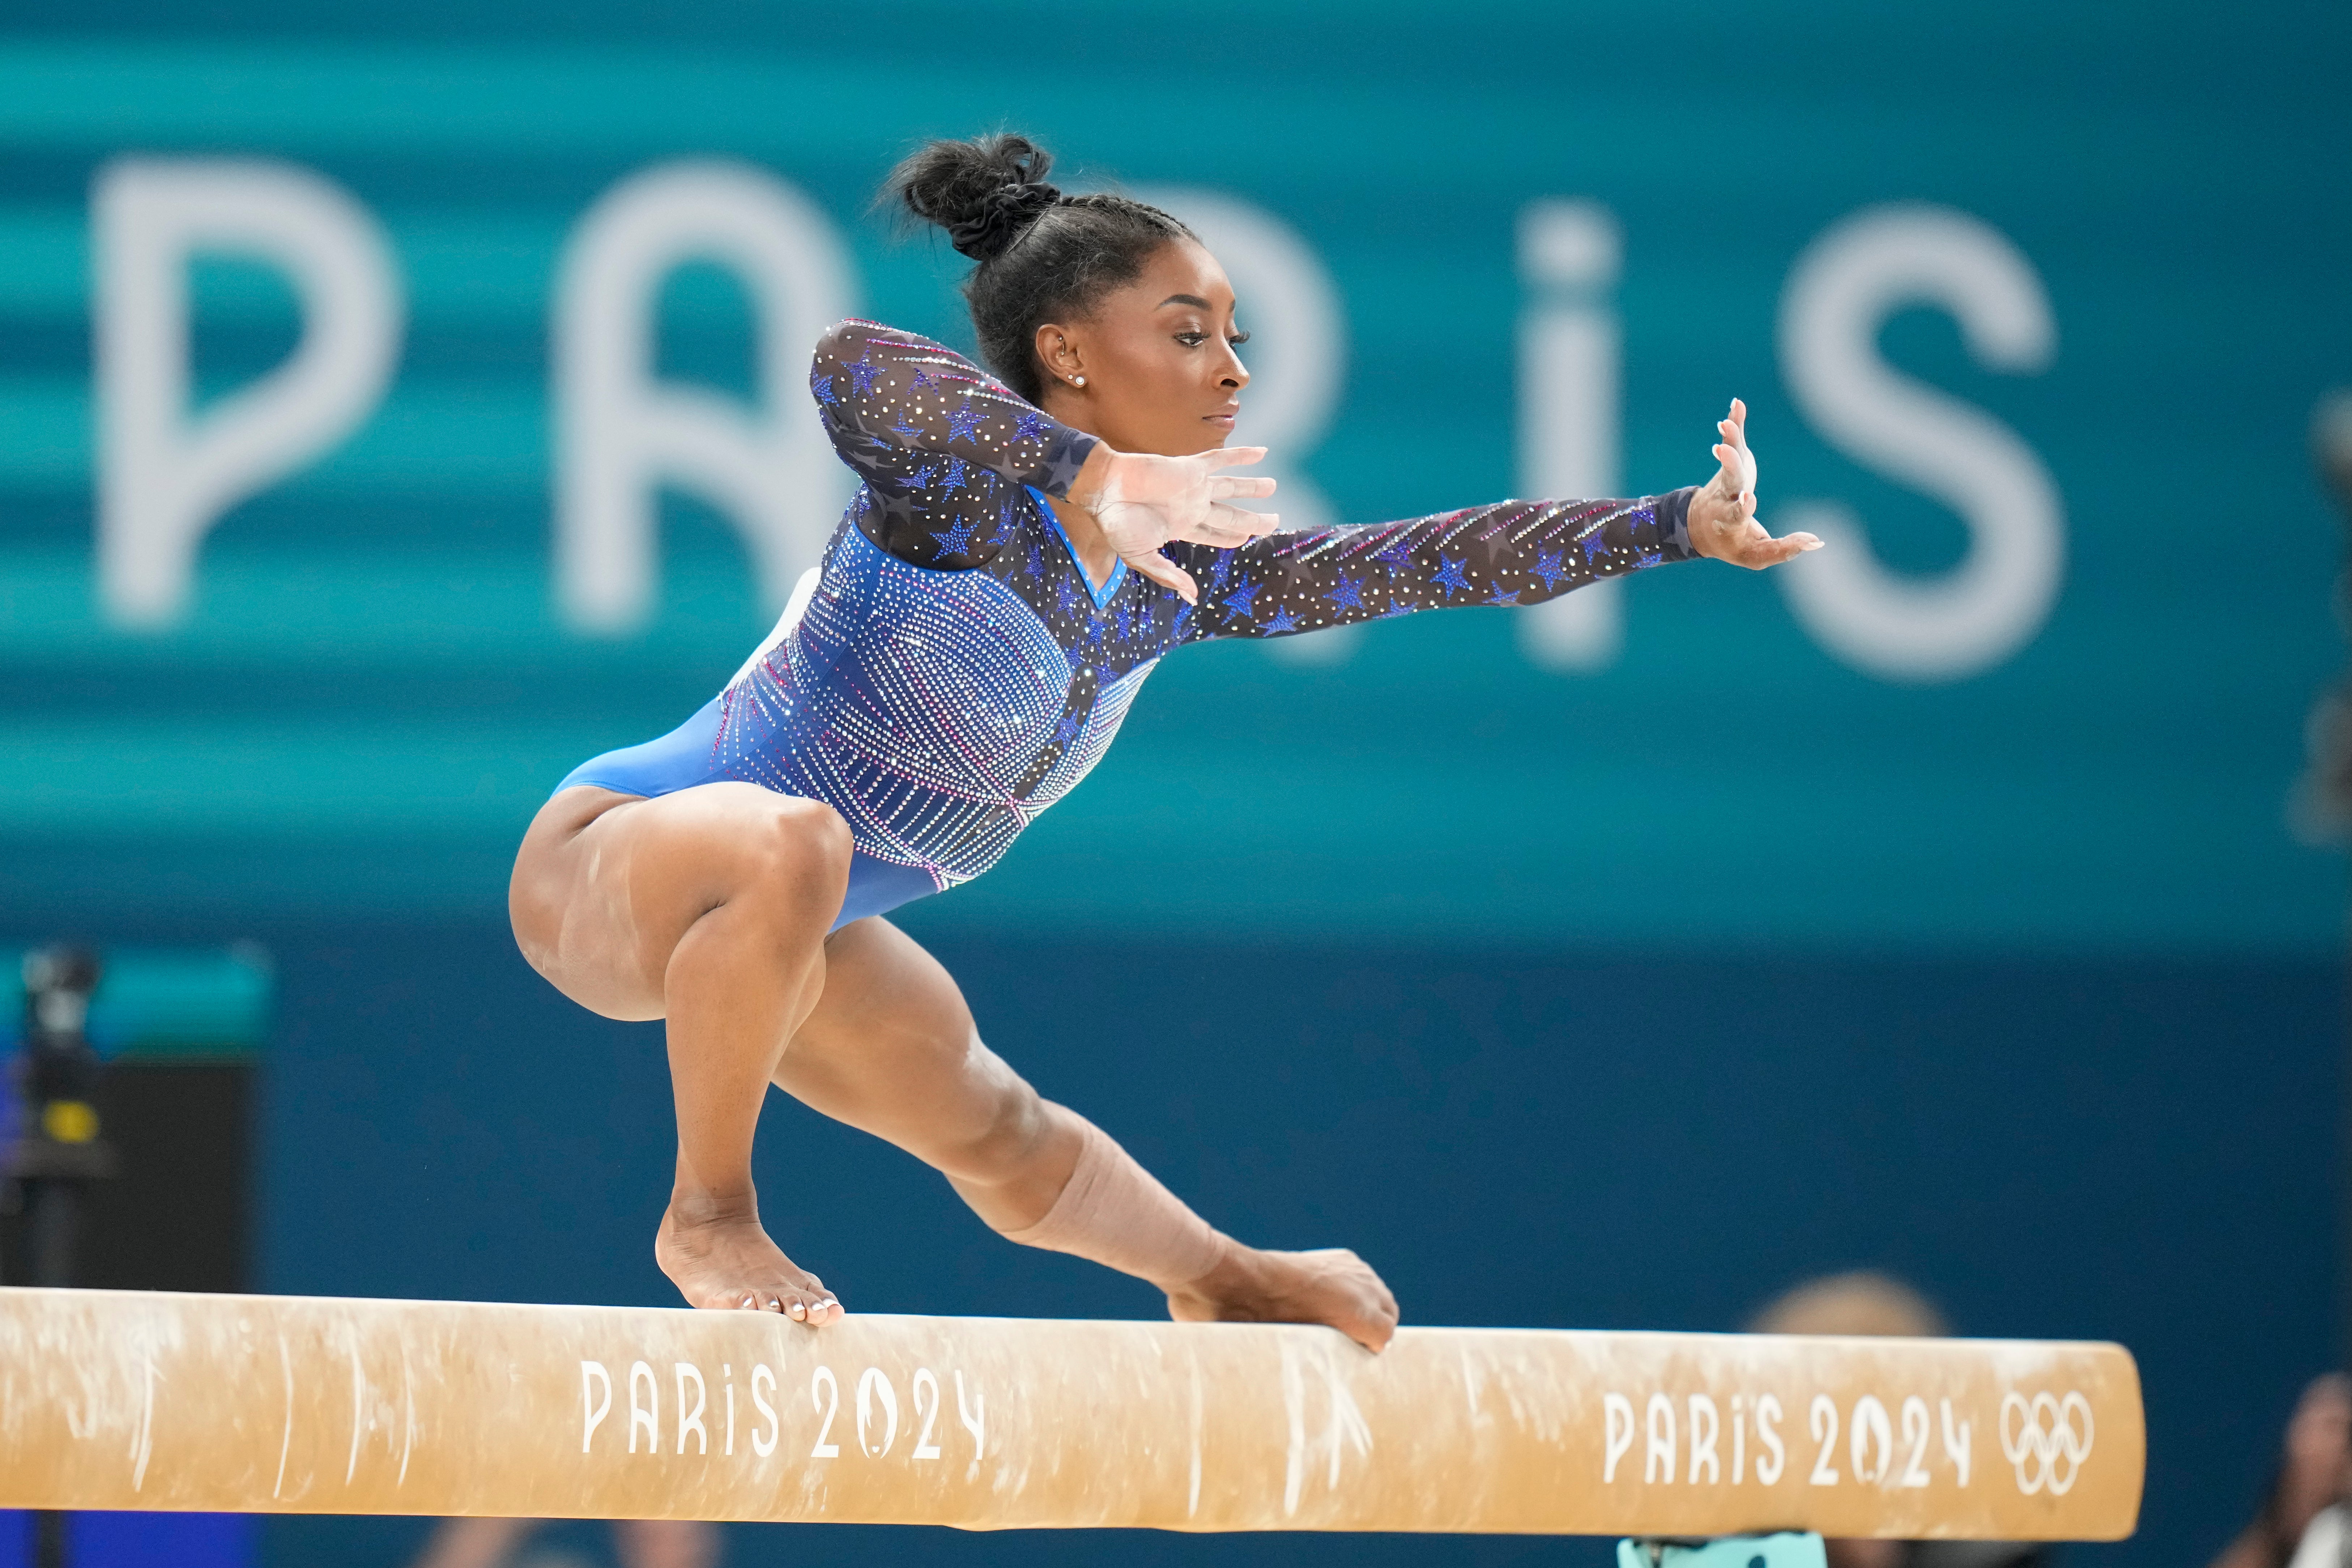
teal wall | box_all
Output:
[2,7,2347,1567]
[1,2,2344,950]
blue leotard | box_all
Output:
[556,320,1700,928]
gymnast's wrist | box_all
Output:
[1064,443,1117,512]
[1660,485,1702,561]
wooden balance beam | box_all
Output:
[0,1287,2140,1539]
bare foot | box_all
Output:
[655,1205,844,1323]
[1167,1245,1399,1352]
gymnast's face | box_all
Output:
[1032,238,1252,458]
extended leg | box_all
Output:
[777,918,1401,1349]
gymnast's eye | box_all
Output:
[1229,329,1251,346]
[1175,331,1208,347]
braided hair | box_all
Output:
[883,133,1192,403]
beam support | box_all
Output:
[0,1287,2140,1538]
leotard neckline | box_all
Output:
[1027,486,1126,610]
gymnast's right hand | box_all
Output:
[1070,445,1278,602]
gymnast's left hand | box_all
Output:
[1070,444,1278,602]
[1685,398,1822,569]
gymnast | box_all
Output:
[509,132,1819,1353]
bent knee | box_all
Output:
[742,796,853,905]
[937,1083,1057,1187]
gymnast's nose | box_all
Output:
[1216,339,1250,390]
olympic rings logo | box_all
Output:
[1999,1391,2094,1495]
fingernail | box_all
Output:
[1801,538,1823,550]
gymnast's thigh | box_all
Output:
[510,780,850,1023]
[779,917,1038,1168]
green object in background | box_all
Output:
[1618,1535,1829,1568]
[2,945,272,1061]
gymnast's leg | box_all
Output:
[511,781,852,1320]
[776,917,1399,1352]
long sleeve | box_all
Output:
[1165,490,1701,643]
[809,319,1099,570]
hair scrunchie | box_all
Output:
[949,179,1062,261]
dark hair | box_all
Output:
[883,133,1192,403]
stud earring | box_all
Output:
[1072,375,1086,387]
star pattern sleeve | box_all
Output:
[810,319,1100,571]
[1165,490,1700,642]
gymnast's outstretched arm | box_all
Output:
[1165,398,1818,642]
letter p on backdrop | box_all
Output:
[95,158,403,629]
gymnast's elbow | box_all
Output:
[809,319,883,395]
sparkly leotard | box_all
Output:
[555,320,1700,927]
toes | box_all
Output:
[780,1291,843,1324]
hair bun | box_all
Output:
[887,133,1064,262]
[947,179,1061,261]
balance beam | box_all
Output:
[0,1287,2139,1539]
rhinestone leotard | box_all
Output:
[555,320,1700,927]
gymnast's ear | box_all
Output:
[1034,323,1088,393]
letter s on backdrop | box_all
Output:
[1774,203,2062,682]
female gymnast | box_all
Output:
[510,133,1819,1353]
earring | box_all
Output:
[1072,375,1086,387]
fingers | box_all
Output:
[1708,455,1758,522]
[1730,529,1823,569]
[1178,504,1277,548]
[1206,473,1277,501]
[1198,445,1269,471]
[1125,548,1200,603]
[1712,440,1756,497]
[1717,413,1745,455]
[1714,397,1757,494]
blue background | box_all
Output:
[0,0,2345,1564]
